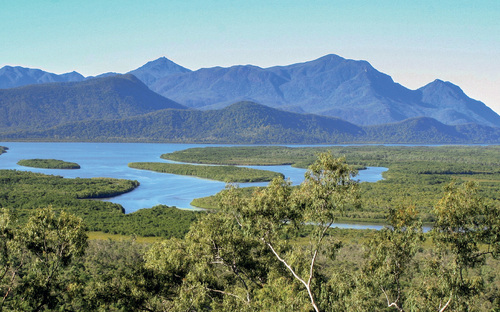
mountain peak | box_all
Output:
[420,79,467,100]
[135,57,191,73]
[128,57,191,86]
[418,79,500,127]
[316,54,345,62]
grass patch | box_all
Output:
[86,231,163,243]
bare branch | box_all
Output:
[204,287,249,304]
[439,292,453,312]
[264,239,320,312]
[381,287,403,312]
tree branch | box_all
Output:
[381,287,403,312]
[205,287,249,304]
[264,239,320,312]
[439,291,453,312]
[1,271,16,308]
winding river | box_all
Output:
[0,142,388,229]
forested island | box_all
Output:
[17,158,81,169]
[0,145,499,311]
[128,161,283,182]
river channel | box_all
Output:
[0,142,388,229]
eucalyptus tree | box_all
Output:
[0,207,87,311]
[365,181,500,311]
[145,152,360,311]
[425,181,500,311]
[364,206,425,311]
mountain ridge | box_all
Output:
[2,101,498,144]
[133,54,500,127]
[0,65,85,89]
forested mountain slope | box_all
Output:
[3,101,499,144]
[0,74,186,132]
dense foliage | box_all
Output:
[17,158,80,169]
[1,207,87,311]
[129,161,283,182]
[0,170,198,238]
[2,102,499,144]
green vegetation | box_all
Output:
[168,145,500,224]
[0,146,6,154]
[143,153,500,311]
[17,158,81,169]
[0,170,198,238]
[98,205,199,238]
[1,207,87,311]
[86,231,162,244]
[1,153,498,311]
[129,162,283,182]
[162,145,500,168]
[162,146,304,165]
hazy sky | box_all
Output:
[1,0,499,114]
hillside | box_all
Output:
[418,79,500,126]
[3,101,499,144]
[364,117,500,143]
[0,74,186,132]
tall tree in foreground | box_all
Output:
[145,153,360,311]
[0,207,87,311]
[426,181,500,311]
[365,181,500,311]
[364,206,424,311]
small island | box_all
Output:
[17,158,81,169]
[0,146,7,155]
[128,162,283,183]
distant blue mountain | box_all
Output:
[417,79,500,127]
[2,54,499,128]
[0,66,85,89]
[133,54,500,127]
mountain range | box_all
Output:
[0,65,85,88]
[130,55,500,127]
[2,55,499,128]
[0,54,499,144]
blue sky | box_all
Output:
[1,0,499,114]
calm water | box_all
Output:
[0,142,388,229]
